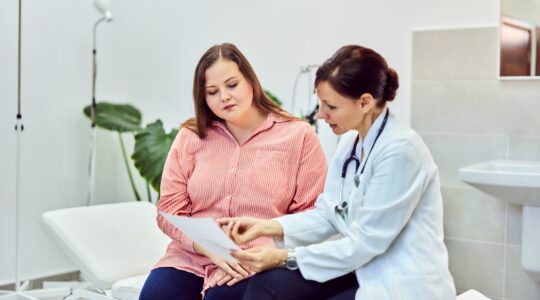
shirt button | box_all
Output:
[230,168,236,172]
[226,195,232,200]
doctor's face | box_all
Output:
[316,81,364,135]
[204,58,255,125]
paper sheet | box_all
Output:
[160,212,240,262]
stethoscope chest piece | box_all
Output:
[335,201,349,221]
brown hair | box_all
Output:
[315,45,399,107]
[182,43,293,138]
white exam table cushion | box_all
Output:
[40,201,170,291]
[111,273,149,300]
[457,289,492,300]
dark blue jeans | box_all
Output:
[242,269,358,300]
[139,267,249,300]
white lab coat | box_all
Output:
[276,110,456,300]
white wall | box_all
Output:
[0,0,499,284]
[503,0,540,25]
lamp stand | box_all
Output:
[87,15,111,207]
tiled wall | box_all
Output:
[412,27,540,300]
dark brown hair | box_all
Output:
[182,43,293,138]
[315,45,399,107]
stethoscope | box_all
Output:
[335,108,390,217]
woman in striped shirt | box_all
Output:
[139,43,327,300]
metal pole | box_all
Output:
[14,0,23,291]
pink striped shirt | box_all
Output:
[154,113,327,287]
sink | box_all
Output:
[459,160,540,282]
[458,160,540,206]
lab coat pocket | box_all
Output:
[347,191,365,222]
[249,150,293,199]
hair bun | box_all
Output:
[383,68,399,101]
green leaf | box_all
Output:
[132,120,178,193]
[264,89,282,106]
[83,102,142,132]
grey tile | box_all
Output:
[412,27,498,81]
[412,81,540,136]
[31,271,80,289]
[0,283,15,291]
[412,82,504,134]
[505,245,540,300]
[507,204,522,246]
[420,133,507,186]
[442,186,506,243]
[508,136,540,161]
[446,238,504,299]
[0,271,80,291]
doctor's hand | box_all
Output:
[193,242,250,280]
[217,217,284,245]
[231,247,288,273]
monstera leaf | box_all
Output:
[132,120,178,193]
[83,102,142,132]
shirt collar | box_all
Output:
[212,112,289,141]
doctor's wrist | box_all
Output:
[264,219,284,238]
[276,248,288,268]
[283,248,299,270]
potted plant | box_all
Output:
[83,103,176,202]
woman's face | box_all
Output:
[316,81,364,135]
[204,58,255,125]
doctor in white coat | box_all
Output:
[219,45,456,300]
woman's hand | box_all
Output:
[193,242,250,279]
[206,267,253,289]
[231,247,288,273]
[217,217,284,245]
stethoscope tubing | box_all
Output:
[336,108,390,214]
